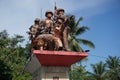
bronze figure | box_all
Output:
[27,7,70,51]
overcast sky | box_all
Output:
[0,0,120,71]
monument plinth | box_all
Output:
[24,50,88,80]
[34,50,88,66]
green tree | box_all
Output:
[106,56,120,80]
[90,61,107,80]
[0,59,12,80]
[70,65,90,80]
[68,17,95,52]
[0,30,32,80]
[0,30,10,48]
[68,16,95,80]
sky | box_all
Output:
[0,0,120,71]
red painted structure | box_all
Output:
[34,50,88,66]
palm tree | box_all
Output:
[106,56,120,80]
[68,16,95,52]
[68,16,95,79]
[70,65,90,80]
[90,61,107,80]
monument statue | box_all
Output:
[25,2,89,80]
[27,7,71,51]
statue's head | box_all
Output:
[57,8,65,15]
[57,17,65,24]
[34,18,40,24]
[45,11,53,18]
[54,17,65,31]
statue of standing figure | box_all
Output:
[54,8,70,51]
[27,7,70,51]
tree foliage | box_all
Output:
[68,16,95,52]
[0,59,12,80]
[70,56,120,80]
[0,30,32,80]
[106,56,120,80]
[90,61,107,80]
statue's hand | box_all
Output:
[26,31,31,34]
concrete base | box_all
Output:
[33,66,69,80]
[24,51,88,80]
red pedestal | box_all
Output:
[34,50,88,66]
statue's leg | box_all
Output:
[54,37,63,50]
[47,40,55,50]
[31,40,35,52]
[63,27,69,51]
[43,42,48,50]
[39,46,43,50]
[37,39,46,50]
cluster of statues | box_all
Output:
[27,7,74,51]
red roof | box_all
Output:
[34,50,88,66]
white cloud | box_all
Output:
[0,0,117,36]
[0,0,53,36]
[53,0,115,18]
